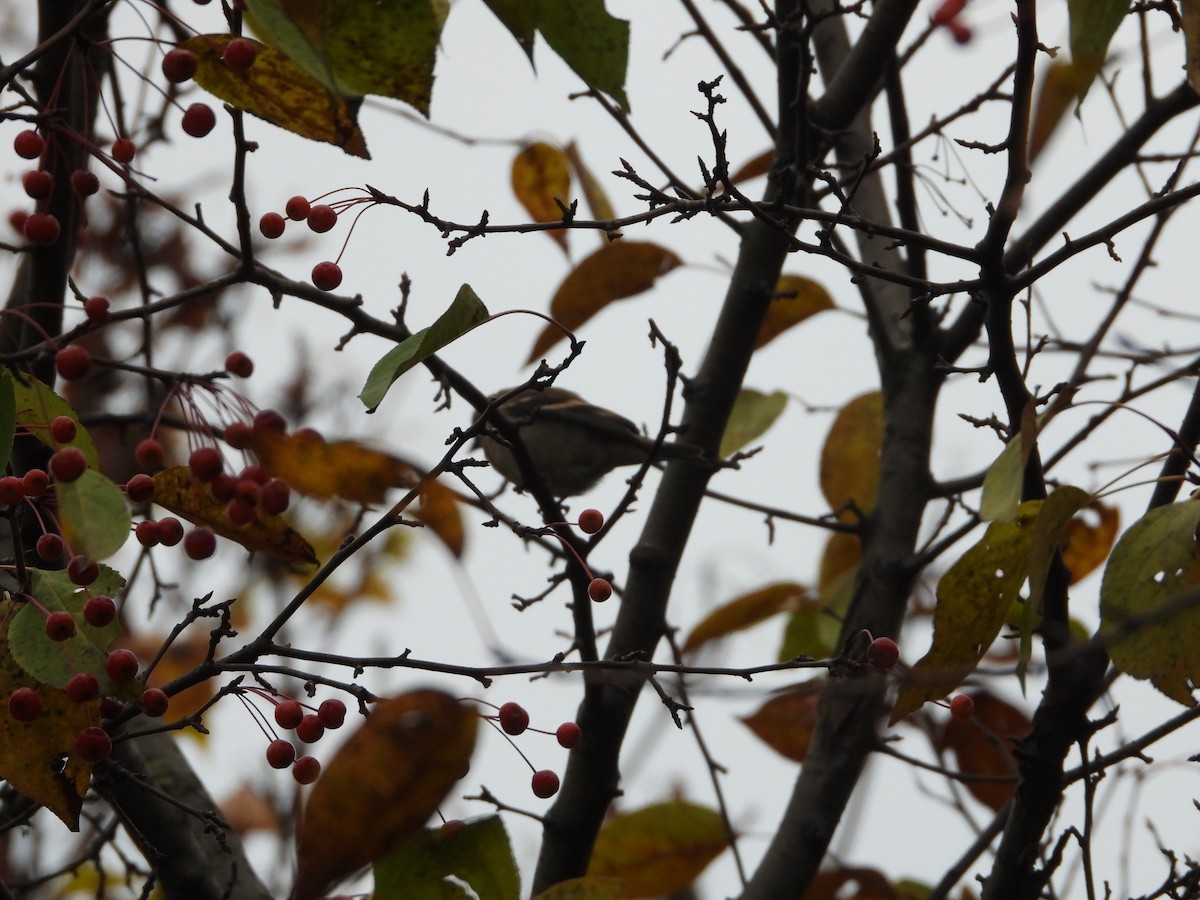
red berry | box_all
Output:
[931,0,967,25]
[50,447,87,483]
[224,351,253,378]
[183,526,216,560]
[274,698,304,730]
[234,478,259,507]
[141,688,169,717]
[13,130,44,160]
[306,204,337,233]
[67,555,100,586]
[258,211,286,239]
[45,610,77,642]
[317,698,347,729]
[252,409,286,435]
[531,769,560,799]
[226,499,254,525]
[181,102,216,138]
[135,438,165,470]
[71,170,100,197]
[54,344,92,380]
[222,38,259,72]
[84,296,110,325]
[8,210,28,234]
[947,19,973,44]
[111,138,136,164]
[35,532,63,560]
[578,508,604,534]
[22,170,52,199]
[296,714,325,744]
[588,578,612,603]
[161,48,199,83]
[104,649,139,683]
[224,421,253,449]
[950,694,975,720]
[311,261,342,291]
[239,465,268,484]
[189,446,224,482]
[292,756,321,784]
[157,517,184,546]
[126,473,156,503]
[74,726,112,762]
[285,196,310,221]
[66,672,99,703]
[265,738,296,769]
[556,721,582,749]
[135,519,161,547]
[210,472,237,503]
[100,696,125,719]
[8,687,42,722]
[866,636,900,671]
[50,415,77,444]
[24,212,60,245]
[84,595,117,627]
[498,701,529,736]
[259,478,290,515]
[0,476,24,506]
[22,469,49,497]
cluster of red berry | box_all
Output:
[266,696,348,785]
[493,701,583,800]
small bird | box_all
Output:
[477,386,703,497]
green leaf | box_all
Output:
[1100,500,1200,706]
[587,801,726,896]
[532,878,623,900]
[0,376,15,475]
[1068,0,1128,69]
[374,815,519,900]
[482,0,537,60]
[720,389,787,458]
[5,371,100,468]
[244,0,448,115]
[57,469,132,561]
[980,437,1027,523]
[10,568,126,693]
[892,502,1043,723]
[777,570,851,662]
[359,285,491,411]
[537,0,630,111]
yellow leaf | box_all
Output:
[151,467,317,565]
[1029,59,1100,163]
[251,429,416,505]
[681,582,804,654]
[415,477,465,557]
[587,801,727,898]
[719,388,788,458]
[1062,500,1119,584]
[527,242,682,362]
[754,274,833,349]
[293,690,478,900]
[534,876,624,900]
[740,680,823,762]
[512,141,571,250]
[819,392,883,518]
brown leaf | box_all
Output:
[414,477,466,557]
[293,690,478,900]
[728,149,773,184]
[820,392,883,518]
[1062,500,1119,584]
[527,241,682,362]
[935,691,1029,811]
[512,141,571,250]
[805,868,898,899]
[220,785,282,835]
[755,274,834,349]
[740,679,824,762]
[682,582,805,655]
[151,467,318,565]
[251,429,416,505]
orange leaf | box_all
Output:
[805,868,898,899]
[527,241,682,362]
[251,429,416,505]
[512,141,571,250]
[740,679,823,762]
[1062,500,1119,584]
[935,691,1029,811]
[682,582,804,654]
[755,274,833,350]
[414,477,465,557]
[820,392,883,518]
[586,801,727,897]
[293,690,478,900]
[728,148,773,184]
[151,467,317,565]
